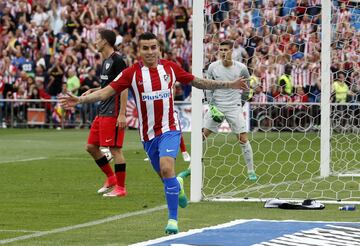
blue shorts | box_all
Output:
[143,130,181,173]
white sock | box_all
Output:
[240,141,254,173]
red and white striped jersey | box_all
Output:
[85,49,96,67]
[110,59,194,141]
[274,94,292,103]
[81,26,97,43]
[252,92,267,104]
[105,17,119,30]
[304,39,319,56]
[0,77,4,94]
[308,63,320,86]
[274,63,284,79]
[337,9,351,25]
[261,70,277,93]
[300,22,313,40]
[292,94,309,110]
[292,66,310,88]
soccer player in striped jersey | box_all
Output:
[59,32,249,234]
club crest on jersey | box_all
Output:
[164,74,170,83]
[141,89,171,101]
[105,63,110,70]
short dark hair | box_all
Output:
[138,32,157,42]
[337,71,346,78]
[99,29,116,46]
[284,64,292,73]
[220,40,234,48]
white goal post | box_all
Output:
[190,0,205,202]
[320,0,331,178]
[190,0,360,204]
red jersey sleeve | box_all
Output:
[109,66,133,93]
[168,61,195,85]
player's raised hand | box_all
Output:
[58,92,80,110]
[230,77,250,91]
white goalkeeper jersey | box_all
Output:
[206,60,250,108]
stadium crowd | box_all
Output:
[0,0,359,128]
[204,0,360,105]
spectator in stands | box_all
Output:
[274,85,292,128]
[66,68,80,96]
[0,0,359,129]
[278,64,293,96]
[22,52,35,77]
[47,57,64,98]
[232,37,249,63]
[174,82,185,101]
[32,5,49,27]
[13,84,28,124]
[309,77,321,103]
[79,67,99,123]
[251,83,268,131]
[174,6,190,39]
[28,85,42,108]
[0,75,4,128]
[292,86,309,111]
[34,65,47,87]
[122,15,137,38]
[349,70,360,102]
[12,49,26,69]
[332,71,353,103]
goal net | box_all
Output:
[191,0,360,203]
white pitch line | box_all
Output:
[0,157,48,165]
[0,230,42,233]
[0,205,167,245]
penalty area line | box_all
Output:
[0,205,167,245]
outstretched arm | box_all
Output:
[80,85,116,103]
[191,77,249,91]
[59,85,116,109]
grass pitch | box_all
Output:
[0,129,359,245]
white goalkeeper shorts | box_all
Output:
[203,105,247,134]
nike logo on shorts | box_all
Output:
[166,149,175,152]
[105,139,112,143]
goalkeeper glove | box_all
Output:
[210,104,225,123]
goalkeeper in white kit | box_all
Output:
[178,40,257,181]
